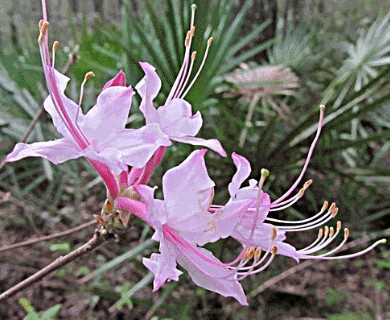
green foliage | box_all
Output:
[19,298,62,320]
[326,312,373,320]
[325,288,347,306]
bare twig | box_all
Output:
[0,220,96,254]
[248,229,389,298]
[0,47,79,171]
[0,230,109,301]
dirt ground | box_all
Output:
[0,197,388,320]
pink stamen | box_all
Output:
[272,106,325,206]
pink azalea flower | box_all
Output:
[116,150,248,305]
[210,106,385,262]
[134,5,226,157]
[6,4,171,197]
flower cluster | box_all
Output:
[5,2,385,305]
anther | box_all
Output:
[318,228,323,238]
[320,104,326,109]
[246,246,255,259]
[85,71,95,80]
[329,227,335,237]
[207,37,214,46]
[190,26,195,37]
[271,246,278,255]
[331,207,339,217]
[254,247,262,261]
[191,4,197,10]
[53,41,59,50]
[39,20,44,30]
[322,201,329,211]
[304,179,313,189]
[191,51,197,60]
[324,226,329,236]
[329,202,336,212]
[271,227,278,241]
[337,221,341,230]
[38,21,49,45]
[298,188,305,198]
[344,228,350,238]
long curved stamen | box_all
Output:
[317,227,348,256]
[165,5,196,104]
[301,225,340,255]
[270,180,313,209]
[75,72,95,142]
[266,200,329,224]
[180,37,213,99]
[237,246,277,279]
[174,51,197,99]
[278,204,338,232]
[298,224,386,260]
[299,227,325,251]
[272,106,325,206]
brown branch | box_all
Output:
[0,47,79,172]
[0,220,96,254]
[0,230,109,302]
[248,229,389,298]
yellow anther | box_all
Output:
[190,26,195,37]
[38,21,49,45]
[298,188,305,198]
[53,40,59,50]
[271,227,278,241]
[324,226,329,235]
[246,246,255,259]
[337,221,341,230]
[329,227,335,237]
[322,201,329,212]
[185,31,191,46]
[254,247,262,261]
[318,228,323,238]
[344,228,350,238]
[39,20,44,30]
[191,51,197,60]
[191,4,197,10]
[304,179,313,189]
[207,37,214,46]
[85,71,95,80]
[271,246,278,255]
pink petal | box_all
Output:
[166,232,248,305]
[173,136,227,157]
[135,62,160,124]
[104,124,171,168]
[6,138,82,164]
[228,153,251,198]
[213,199,254,241]
[133,184,164,226]
[43,70,81,139]
[102,70,127,90]
[82,146,127,174]
[156,98,202,137]
[143,237,183,291]
[82,86,134,141]
[162,150,215,224]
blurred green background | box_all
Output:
[0,0,389,319]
